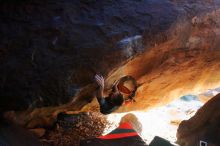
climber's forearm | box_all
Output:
[112,80,119,92]
[94,74,105,101]
[96,87,104,100]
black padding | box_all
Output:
[80,136,148,146]
[149,136,174,146]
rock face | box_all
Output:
[88,8,220,112]
[0,0,180,111]
[177,93,220,146]
[0,123,42,146]
[0,0,220,113]
[2,1,220,146]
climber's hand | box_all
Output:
[95,74,104,89]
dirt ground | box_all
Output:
[40,112,110,146]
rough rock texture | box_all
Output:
[3,1,220,130]
[0,0,175,111]
[0,0,218,112]
[177,93,220,146]
[29,128,46,138]
[84,8,220,112]
[0,123,43,146]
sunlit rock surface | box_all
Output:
[177,93,220,146]
[198,86,220,103]
[81,7,220,112]
[85,8,220,112]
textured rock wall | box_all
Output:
[2,0,220,130]
[177,93,220,146]
[85,9,220,112]
[0,0,220,113]
[0,0,181,111]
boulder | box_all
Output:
[29,128,46,138]
[0,0,217,111]
[177,93,220,146]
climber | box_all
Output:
[94,74,138,114]
[94,74,124,114]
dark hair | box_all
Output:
[111,93,124,106]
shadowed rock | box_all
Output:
[177,93,220,146]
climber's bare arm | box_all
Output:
[94,74,104,100]
[112,79,120,92]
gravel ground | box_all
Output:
[41,112,110,146]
